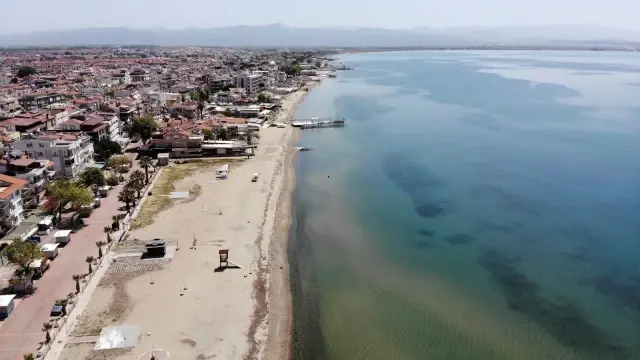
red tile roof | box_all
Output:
[0,174,27,200]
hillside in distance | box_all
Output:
[1,24,638,48]
[0,24,470,47]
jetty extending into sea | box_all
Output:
[291,117,346,129]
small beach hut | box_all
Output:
[157,153,170,166]
[145,239,166,257]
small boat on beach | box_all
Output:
[296,147,312,152]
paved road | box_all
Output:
[0,153,139,360]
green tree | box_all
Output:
[128,170,146,198]
[290,64,301,76]
[257,93,271,103]
[138,156,153,184]
[1,240,43,272]
[23,353,35,360]
[216,127,229,141]
[104,226,113,243]
[197,101,205,119]
[47,180,92,220]
[86,256,94,274]
[106,155,132,173]
[118,183,136,213]
[78,167,106,193]
[42,322,53,344]
[69,186,94,215]
[17,66,37,78]
[72,274,82,293]
[202,129,214,141]
[93,139,122,161]
[227,127,239,139]
[127,116,158,143]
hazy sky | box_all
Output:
[2,0,639,33]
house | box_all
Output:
[12,133,94,178]
[112,70,131,85]
[0,174,27,234]
[130,69,150,83]
[19,92,65,110]
[0,111,52,133]
[169,103,197,119]
[0,158,51,209]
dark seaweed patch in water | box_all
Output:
[478,249,627,358]
[416,228,436,238]
[589,271,640,313]
[383,154,452,219]
[444,233,478,245]
[415,204,445,218]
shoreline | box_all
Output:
[251,83,317,360]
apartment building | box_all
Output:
[19,92,66,110]
[111,70,132,85]
[13,133,94,178]
[0,174,27,234]
[0,158,51,209]
[130,69,150,83]
[234,73,263,94]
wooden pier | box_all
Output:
[291,117,346,129]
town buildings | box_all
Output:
[0,174,27,234]
[12,133,94,178]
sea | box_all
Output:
[288,51,640,360]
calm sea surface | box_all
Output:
[289,51,640,360]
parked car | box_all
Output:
[50,304,63,316]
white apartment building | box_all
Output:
[13,133,94,178]
[0,158,49,209]
[0,174,27,234]
[234,73,263,94]
[111,70,132,85]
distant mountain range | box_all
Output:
[0,24,639,48]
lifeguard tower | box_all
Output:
[219,249,229,268]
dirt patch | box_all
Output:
[72,272,144,336]
[131,160,242,230]
[182,338,197,347]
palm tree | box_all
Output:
[23,353,35,360]
[118,184,136,213]
[104,226,112,243]
[129,170,146,198]
[86,256,94,274]
[42,322,53,343]
[95,241,106,258]
[72,274,82,293]
[111,215,120,231]
[139,156,153,184]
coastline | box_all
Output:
[252,83,316,360]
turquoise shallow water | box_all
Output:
[288,51,640,360]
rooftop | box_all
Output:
[0,174,27,199]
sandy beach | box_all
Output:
[53,88,309,360]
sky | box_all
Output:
[2,0,640,33]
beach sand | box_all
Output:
[58,89,309,360]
